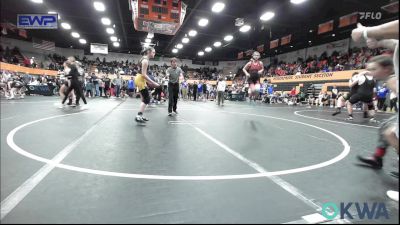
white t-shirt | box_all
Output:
[217,81,226,92]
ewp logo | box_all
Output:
[322,202,389,220]
[359,12,382,20]
[17,14,58,29]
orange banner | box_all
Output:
[268,70,363,83]
[0,62,58,76]
[270,39,279,49]
[339,12,358,28]
[237,52,244,59]
[257,44,264,53]
[318,20,334,34]
[281,34,292,45]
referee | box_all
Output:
[166,58,184,116]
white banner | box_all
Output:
[90,43,108,54]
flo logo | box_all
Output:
[359,12,382,20]
[322,202,389,220]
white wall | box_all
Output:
[305,38,350,58]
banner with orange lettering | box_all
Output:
[270,39,279,49]
[318,20,334,34]
[280,34,292,45]
[339,12,358,28]
[0,62,58,76]
[269,70,362,83]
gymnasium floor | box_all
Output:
[1,96,398,224]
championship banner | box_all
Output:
[0,62,58,76]
[318,20,334,34]
[257,44,264,53]
[270,39,279,49]
[245,49,254,56]
[269,70,363,83]
[339,12,358,28]
[237,52,244,59]
[280,34,292,45]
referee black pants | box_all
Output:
[168,82,179,113]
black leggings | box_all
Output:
[62,80,87,104]
[168,83,179,113]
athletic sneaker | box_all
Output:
[357,155,383,169]
[345,116,354,121]
[332,111,341,116]
[141,116,149,121]
[173,111,178,115]
[135,115,146,123]
[369,118,379,123]
[387,190,399,202]
[168,112,173,116]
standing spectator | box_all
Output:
[103,75,111,98]
[91,73,99,97]
[99,77,104,97]
[181,79,188,100]
[193,81,198,101]
[166,58,184,116]
[331,85,338,107]
[113,72,123,98]
[127,76,136,97]
[216,77,226,106]
[377,83,389,111]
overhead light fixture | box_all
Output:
[101,17,111,25]
[291,0,308,4]
[61,22,71,30]
[31,0,43,3]
[145,38,151,43]
[143,43,150,47]
[172,49,178,53]
[188,30,197,37]
[309,29,313,33]
[182,37,190,43]
[205,47,212,52]
[113,42,120,47]
[106,28,114,34]
[332,34,336,37]
[94,2,105,11]
[48,11,61,20]
[110,36,118,42]
[290,45,294,48]
[71,32,80,38]
[79,39,87,44]
[239,25,251,32]
[147,33,154,39]
[198,51,204,56]
[213,41,222,47]
[224,35,233,41]
[176,43,183,49]
[212,2,225,13]
[198,18,209,27]
[260,12,275,21]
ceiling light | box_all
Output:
[94,2,105,11]
[48,11,61,20]
[188,30,197,37]
[113,42,120,47]
[110,36,117,42]
[309,29,313,33]
[212,2,225,13]
[172,49,178,53]
[205,47,212,52]
[332,34,336,37]
[71,32,80,38]
[147,33,154,39]
[198,18,209,27]
[106,28,114,34]
[290,0,308,4]
[182,37,190,43]
[290,45,293,48]
[101,17,111,25]
[143,43,150,47]
[61,22,71,30]
[198,51,204,56]
[31,0,43,3]
[176,43,183,49]
[224,35,233,41]
[239,25,251,32]
[260,12,275,21]
[213,41,222,47]
[145,38,151,43]
[79,39,87,44]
